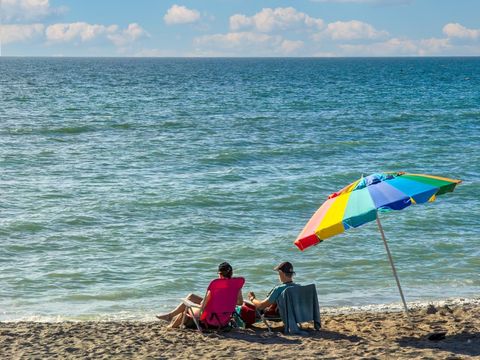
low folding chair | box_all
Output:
[260,284,321,334]
[181,277,245,332]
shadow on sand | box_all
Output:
[397,332,480,357]
[216,326,363,345]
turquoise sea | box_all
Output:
[1,57,479,321]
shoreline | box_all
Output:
[2,296,479,323]
[1,298,479,359]
[321,296,480,315]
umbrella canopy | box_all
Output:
[295,172,461,251]
[294,171,461,323]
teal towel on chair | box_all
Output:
[277,284,321,335]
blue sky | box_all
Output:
[1,0,479,56]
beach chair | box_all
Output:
[181,277,245,332]
[262,284,321,334]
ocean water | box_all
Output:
[0,57,479,321]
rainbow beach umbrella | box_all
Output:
[295,172,461,320]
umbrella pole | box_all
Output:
[376,214,413,325]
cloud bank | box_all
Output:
[192,6,479,57]
[2,2,480,57]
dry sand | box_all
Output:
[1,300,479,359]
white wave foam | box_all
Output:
[320,296,480,315]
[2,297,479,323]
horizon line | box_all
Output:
[1,55,480,59]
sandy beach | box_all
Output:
[1,299,479,359]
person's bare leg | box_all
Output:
[167,313,185,329]
[157,293,202,321]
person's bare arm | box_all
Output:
[200,290,211,313]
[237,290,244,305]
[247,291,272,310]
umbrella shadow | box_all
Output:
[396,332,480,357]
[309,329,363,343]
[218,327,363,345]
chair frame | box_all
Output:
[181,298,203,331]
[261,314,282,332]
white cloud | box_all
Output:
[45,22,115,43]
[0,23,44,44]
[323,20,388,40]
[229,7,323,32]
[195,31,309,56]
[107,23,148,47]
[311,51,338,57]
[45,22,147,47]
[417,38,451,55]
[195,31,280,49]
[229,14,252,31]
[135,48,179,57]
[280,39,304,54]
[339,37,416,55]
[194,31,306,56]
[164,5,200,25]
[443,23,480,40]
[1,0,63,21]
[338,36,453,56]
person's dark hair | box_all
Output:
[274,261,295,275]
[218,262,233,278]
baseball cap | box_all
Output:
[274,261,295,274]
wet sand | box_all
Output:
[1,300,479,359]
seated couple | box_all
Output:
[157,261,297,329]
